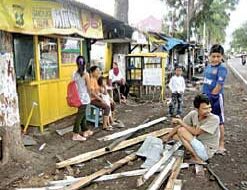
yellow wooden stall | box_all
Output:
[17,35,85,132]
[125,52,168,100]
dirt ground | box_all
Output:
[1,66,247,190]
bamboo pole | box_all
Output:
[56,128,171,168]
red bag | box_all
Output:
[66,81,82,107]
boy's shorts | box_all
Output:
[190,137,208,161]
[208,93,225,125]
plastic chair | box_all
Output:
[86,104,102,128]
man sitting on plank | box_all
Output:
[163,94,220,164]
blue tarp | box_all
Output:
[162,36,187,51]
[148,32,188,51]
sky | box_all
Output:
[79,0,247,49]
[225,0,247,49]
[79,0,166,24]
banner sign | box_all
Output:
[0,0,103,39]
[143,68,162,86]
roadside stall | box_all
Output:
[125,52,167,100]
[0,0,103,132]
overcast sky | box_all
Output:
[79,0,247,49]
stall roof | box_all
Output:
[148,32,188,51]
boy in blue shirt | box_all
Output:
[202,44,227,154]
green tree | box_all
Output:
[163,0,239,44]
[230,22,247,51]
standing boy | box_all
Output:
[202,44,228,153]
[168,65,186,117]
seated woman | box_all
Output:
[108,62,129,102]
[89,66,114,131]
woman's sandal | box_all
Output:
[103,125,113,131]
[72,134,87,141]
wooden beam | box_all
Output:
[147,157,176,190]
[164,155,183,190]
[56,128,171,168]
[49,169,148,187]
[50,165,167,188]
[56,126,73,136]
[138,141,182,186]
[98,117,167,141]
[173,179,183,190]
[105,118,151,151]
[56,154,74,176]
[64,153,137,190]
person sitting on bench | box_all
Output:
[108,62,129,103]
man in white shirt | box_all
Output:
[168,65,186,117]
[108,62,129,101]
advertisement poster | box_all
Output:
[0,0,103,39]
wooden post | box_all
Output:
[64,153,137,190]
[56,128,171,168]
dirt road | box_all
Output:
[1,62,247,190]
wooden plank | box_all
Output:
[50,165,167,188]
[195,164,205,177]
[147,157,176,190]
[138,141,182,186]
[173,179,183,190]
[164,155,183,190]
[64,153,137,190]
[56,126,73,136]
[56,154,74,176]
[49,169,148,187]
[98,117,167,141]
[56,128,171,168]
[105,118,150,151]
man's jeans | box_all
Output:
[169,92,183,116]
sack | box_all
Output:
[66,81,82,107]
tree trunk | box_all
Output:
[113,0,130,57]
[114,0,129,24]
[0,31,27,166]
[0,124,27,166]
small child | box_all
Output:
[168,65,186,117]
[97,76,114,128]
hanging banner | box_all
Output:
[0,0,103,39]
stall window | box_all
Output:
[13,34,35,80]
[38,36,58,80]
[61,39,81,64]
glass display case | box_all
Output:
[38,36,58,80]
[61,38,81,64]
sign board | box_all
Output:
[0,0,103,39]
[143,68,162,86]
